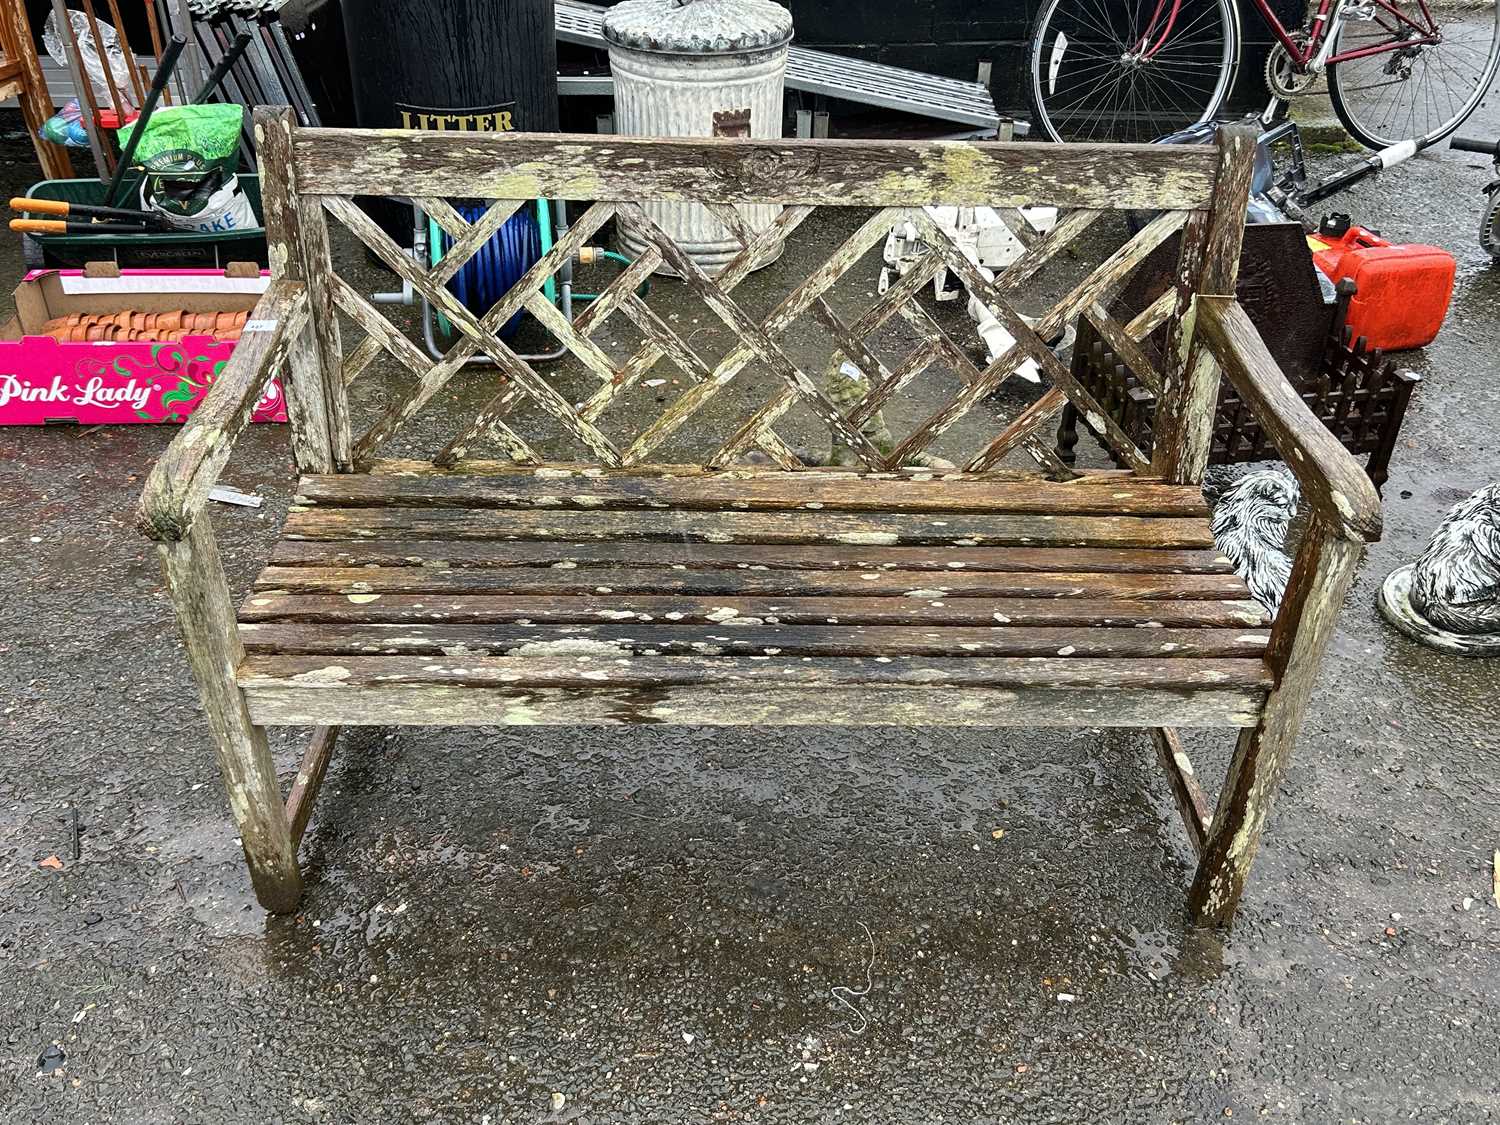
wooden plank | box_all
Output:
[1153,125,1257,483]
[1084,302,1165,394]
[996,209,1105,290]
[0,0,72,178]
[603,292,803,474]
[842,337,943,432]
[137,282,309,542]
[239,592,1268,629]
[1189,519,1363,925]
[159,520,302,912]
[334,275,544,465]
[294,472,1211,516]
[328,274,541,466]
[280,505,1220,548]
[1150,727,1212,856]
[240,621,1270,659]
[340,334,383,387]
[256,109,333,474]
[257,109,351,469]
[246,684,1266,729]
[251,564,1251,601]
[102,0,145,105]
[267,538,1237,574]
[289,130,1220,210]
[240,654,1273,692]
[577,204,815,437]
[524,289,620,385]
[1126,288,1178,341]
[709,251,947,466]
[966,387,1072,473]
[80,0,126,124]
[1196,298,1382,543]
[413,196,472,240]
[431,199,526,286]
[897,301,988,387]
[703,201,758,251]
[285,725,339,849]
[299,184,353,469]
[572,246,663,337]
[327,192,621,465]
[898,210,1128,471]
[1146,209,1209,466]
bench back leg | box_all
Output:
[1188,517,1362,925]
[257,106,351,473]
[1151,125,1257,484]
[159,520,304,912]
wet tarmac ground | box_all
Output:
[2,103,1499,1123]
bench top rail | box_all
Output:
[284,128,1219,211]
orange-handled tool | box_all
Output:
[11,218,151,235]
[11,197,70,216]
[10,197,166,225]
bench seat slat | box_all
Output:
[239,654,1272,691]
[282,507,1218,549]
[295,472,1211,517]
[251,565,1251,601]
[240,622,1270,659]
[239,592,1267,628]
[242,684,1267,728]
[268,539,1236,575]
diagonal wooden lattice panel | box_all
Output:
[323,195,622,467]
[317,189,1186,473]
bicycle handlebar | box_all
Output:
[1451,136,1500,157]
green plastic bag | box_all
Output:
[115,103,244,177]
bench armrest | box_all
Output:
[1196,296,1382,544]
[137,279,309,542]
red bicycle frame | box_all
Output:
[1134,0,1439,68]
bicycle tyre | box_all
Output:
[1027,0,1242,144]
[1328,0,1500,149]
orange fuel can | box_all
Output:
[1308,219,1455,351]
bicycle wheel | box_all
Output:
[1328,0,1500,149]
[1028,0,1241,144]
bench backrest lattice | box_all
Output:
[255,108,1257,485]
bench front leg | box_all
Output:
[137,280,310,911]
[1188,519,1361,925]
[160,519,303,912]
[1185,297,1380,926]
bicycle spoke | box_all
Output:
[1030,0,1236,141]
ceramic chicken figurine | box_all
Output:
[1380,484,1500,655]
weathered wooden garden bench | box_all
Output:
[138,108,1380,926]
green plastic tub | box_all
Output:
[19,175,268,270]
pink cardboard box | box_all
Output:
[0,265,287,425]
